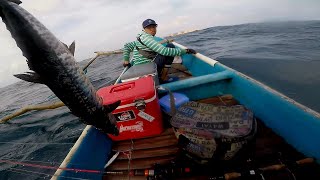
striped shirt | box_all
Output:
[123,31,186,65]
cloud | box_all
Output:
[1,0,320,87]
[21,0,61,13]
[0,59,28,88]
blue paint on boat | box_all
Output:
[54,42,320,179]
[225,68,320,161]
[159,70,232,100]
[58,127,112,179]
[179,52,320,162]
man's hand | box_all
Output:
[186,49,197,54]
[123,61,131,68]
[159,39,174,44]
[166,39,174,43]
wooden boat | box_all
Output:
[52,42,320,180]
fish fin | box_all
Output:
[26,59,35,71]
[104,100,121,113]
[61,41,75,55]
[61,42,68,49]
[13,72,44,84]
[8,0,22,5]
[68,41,75,56]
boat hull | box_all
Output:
[54,42,320,179]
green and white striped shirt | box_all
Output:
[123,31,186,65]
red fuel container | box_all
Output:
[97,76,163,141]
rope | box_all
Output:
[126,139,134,180]
[110,139,135,179]
[218,95,227,106]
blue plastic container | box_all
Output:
[159,93,189,114]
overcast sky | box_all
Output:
[0,0,319,88]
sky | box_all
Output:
[0,0,320,88]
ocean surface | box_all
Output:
[0,21,319,179]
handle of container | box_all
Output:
[110,83,134,93]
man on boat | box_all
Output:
[123,19,196,81]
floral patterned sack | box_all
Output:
[171,101,257,161]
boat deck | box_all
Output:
[104,94,320,180]
[104,64,320,179]
[166,63,193,80]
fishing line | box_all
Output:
[2,159,121,178]
[6,168,50,179]
[0,141,74,145]
[0,159,104,174]
[7,167,90,180]
[0,158,88,167]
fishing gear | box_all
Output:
[209,158,314,180]
[105,161,194,179]
[105,157,315,180]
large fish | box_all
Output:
[0,0,120,135]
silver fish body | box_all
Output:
[0,0,119,135]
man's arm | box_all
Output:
[123,41,135,62]
[140,35,186,56]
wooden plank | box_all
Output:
[168,63,192,80]
[198,95,238,106]
[113,134,178,151]
[169,68,192,76]
[114,128,175,143]
[113,128,177,151]
[168,72,192,80]
[171,63,188,71]
[117,145,179,160]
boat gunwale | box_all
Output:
[173,41,320,119]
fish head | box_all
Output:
[105,100,121,135]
